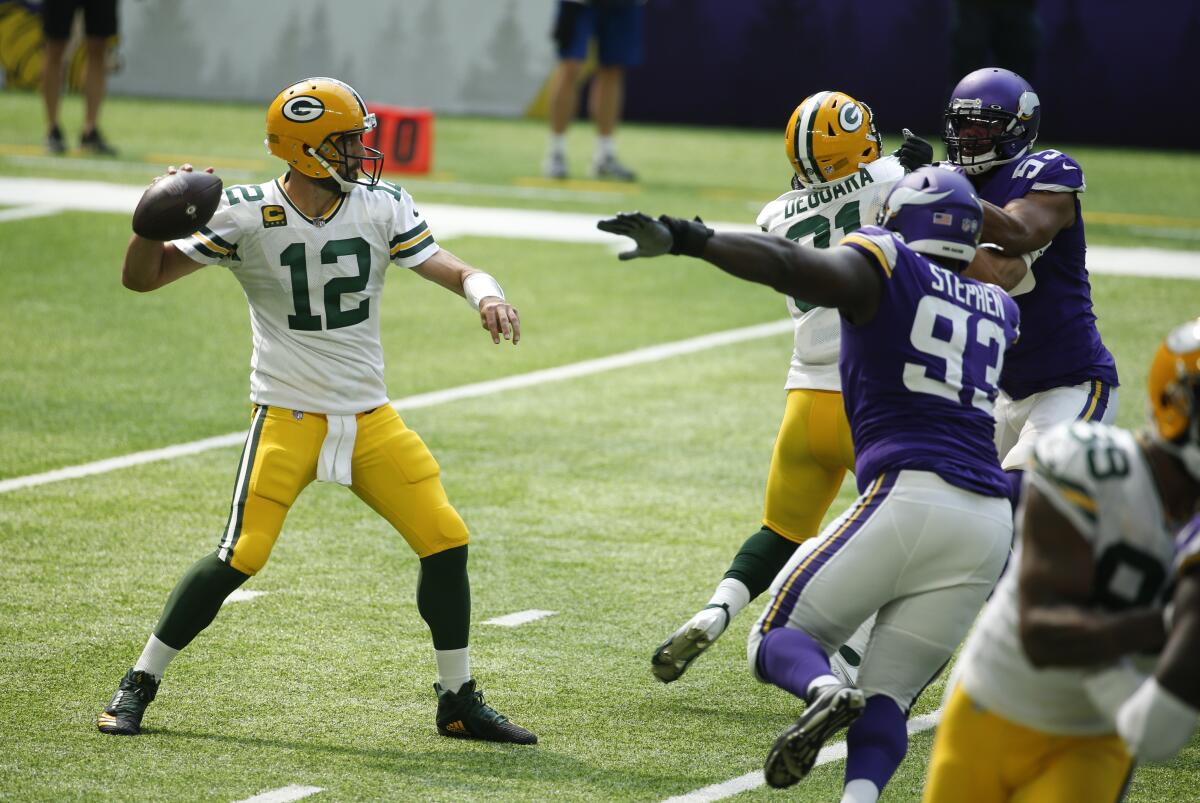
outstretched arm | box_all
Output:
[597,212,882,322]
[981,191,1075,256]
[412,247,521,345]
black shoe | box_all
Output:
[763,683,865,788]
[97,668,159,735]
[80,128,117,156]
[46,125,65,155]
[434,679,537,744]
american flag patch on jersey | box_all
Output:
[933,212,953,226]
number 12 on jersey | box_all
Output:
[281,236,372,331]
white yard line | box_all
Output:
[224,589,267,605]
[0,177,1197,278]
[482,609,557,627]
[233,786,322,803]
[0,205,61,223]
[0,319,792,495]
[659,709,942,803]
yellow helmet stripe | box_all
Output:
[798,91,831,184]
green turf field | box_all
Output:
[1,91,1199,802]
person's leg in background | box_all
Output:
[79,0,117,154]
[543,0,590,178]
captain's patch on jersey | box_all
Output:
[261,205,287,228]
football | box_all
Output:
[132,170,223,241]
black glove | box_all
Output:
[597,212,713,260]
[893,128,934,172]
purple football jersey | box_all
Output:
[972,149,1118,399]
[839,226,1021,498]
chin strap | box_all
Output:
[305,145,357,192]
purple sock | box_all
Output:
[756,628,832,701]
[844,695,908,793]
[1007,468,1024,510]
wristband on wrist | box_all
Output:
[660,215,714,258]
[463,272,505,310]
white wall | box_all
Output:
[110,0,558,114]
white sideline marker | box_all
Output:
[0,177,1198,279]
[659,709,942,803]
[0,205,60,223]
[233,785,322,803]
[224,589,266,605]
[0,319,792,495]
[483,609,557,627]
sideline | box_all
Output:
[0,177,1197,279]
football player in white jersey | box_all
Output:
[1114,321,1200,765]
[96,78,536,745]
[923,318,1200,802]
[651,91,934,683]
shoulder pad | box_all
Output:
[756,190,802,231]
[1017,150,1086,193]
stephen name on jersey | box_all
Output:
[929,263,1009,319]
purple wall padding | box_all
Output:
[624,0,1199,148]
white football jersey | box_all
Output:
[175,178,438,414]
[755,155,906,391]
[958,421,1175,735]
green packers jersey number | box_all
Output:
[282,237,372,331]
[785,200,861,312]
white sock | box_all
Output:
[133,634,179,681]
[707,578,751,619]
[841,778,880,803]
[595,135,616,161]
[807,674,841,699]
[435,647,471,692]
[547,133,566,157]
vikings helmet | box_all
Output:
[877,166,983,265]
[944,67,1041,176]
[265,77,384,190]
[786,91,882,187]
[1149,318,1200,482]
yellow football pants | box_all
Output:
[762,388,856,543]
[216,404,469,575]
[923,685,1134,803]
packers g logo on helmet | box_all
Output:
[1148,317,1200,481]
[786,91,882,187]
[838,102,863,133]
[265,77,383,190]
[281,96,325,123]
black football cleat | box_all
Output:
[434,680,537,745]
[764,683,865,788]
[80,128,117,156]
[97,668,159,735]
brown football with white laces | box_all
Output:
[132,171,223,241]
